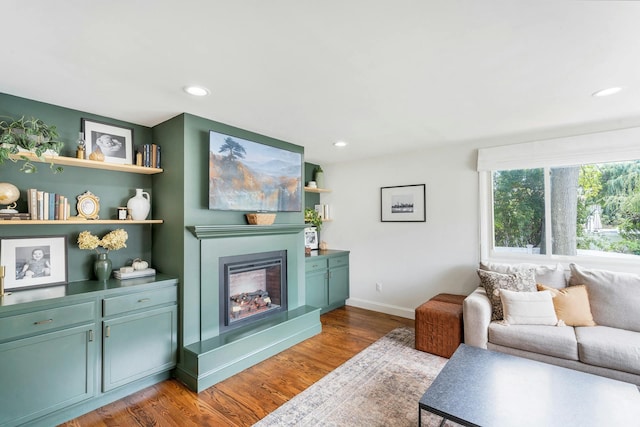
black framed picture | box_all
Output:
[380,184,426,222]
[0,235,68,290]
[82,118,133,165]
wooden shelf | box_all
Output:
[0,219,163,225]
[304,187,331,193]
[9,153,163,174]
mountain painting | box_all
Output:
[209,130,302,212]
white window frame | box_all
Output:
[478,126,640,275]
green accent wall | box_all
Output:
[0,93,154,282]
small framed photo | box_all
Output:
[82,118,133,164]
[0,236,68,291]
[381,184,426,222]
[304,227,319,250]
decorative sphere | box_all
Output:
[0,182,20,212]
[0,182,20,206]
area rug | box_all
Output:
[253,327,461,427]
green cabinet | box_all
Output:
[304,250,349,313]
[0,303,96,427]
[102,288,178,391]
[0,276,178,427]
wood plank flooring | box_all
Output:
[61,306,414,427]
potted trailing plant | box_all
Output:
[304,207,322,231]
[0,116,64,173]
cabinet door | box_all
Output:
[102,305,177,392]
[305,269,328,308]
[328,265,349,305]
[0,324,96,427]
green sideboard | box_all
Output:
[305,249,350,313]
[0,275,178,427]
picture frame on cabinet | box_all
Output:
[0,235,68,290]
[380,184,426,222]
[304,227,319,250]
[82,118,133,165]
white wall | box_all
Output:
[320,141,483,319]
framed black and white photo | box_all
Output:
[381,184,426,222]
[82,118,133,164]
[304,227,319,250]
[0,236,68,290]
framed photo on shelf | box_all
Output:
[0,235,68,291]
[82,118,133,165]
[304,227,319,250]
[380,184,426,222]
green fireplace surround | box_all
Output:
[178,224,321,392]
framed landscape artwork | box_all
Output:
[82,118,134,165]
[380,184,426,222]
[0,235,68,290]
[209,130,302,212]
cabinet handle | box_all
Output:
[34,319,53,325]
[105,325,111,338]
[88,330,94,342]
[138,298,151,303]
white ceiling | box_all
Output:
[2,1,640,165]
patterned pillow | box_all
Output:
[477,269,537,320]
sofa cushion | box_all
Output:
[500,289,558,326]
[477,269,537,320]
[569,264,640,332]
[575,326,640,376]
[488,322,579,360]
[537,284,596,327]
[480,262,567,289]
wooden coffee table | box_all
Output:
[419,344,640,427]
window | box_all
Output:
[478,126,640,269]
[492,162,640,259]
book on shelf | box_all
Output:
[314,204,331,220]
[26,189,69,220]
[0,212,31,220]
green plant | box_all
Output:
[304,207,322,231]
[0,116,64,173]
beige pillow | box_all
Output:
[477,269,537,320]
[480,261,567,289]
[537,284,596,326]
[500,289,558,325]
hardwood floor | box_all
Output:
[61,306,414,427]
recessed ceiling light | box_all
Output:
[592,87,623,97]
[183,86,210,96]
[334,141,348,147]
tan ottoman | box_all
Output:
[415,293,465,358]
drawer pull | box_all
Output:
[105,325,111,338]
[138,298,151,303]
[34,319,53,325]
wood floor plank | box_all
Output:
[61,306,414,427]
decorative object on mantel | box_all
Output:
[246,212,276,225]
[0,116,64,173]
[0,182,20,213]
[77,229,128,281]
[127,188,150,220]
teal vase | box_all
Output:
[94,253,112,282]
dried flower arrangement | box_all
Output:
[77,229,128,253]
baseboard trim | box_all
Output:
[346,298,415,319]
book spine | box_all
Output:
[37,191,44,220]
[143,144,151,167]
[49,192,55,220]
[54,194,60,220]
[28,188,37,220]
[151,143,157,168]
[156,145,161,169]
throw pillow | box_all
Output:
[477,269,537,321]
[537,284,596,327]
[480,261,567,289]
[500,288,558,325]
[568,263,640,332]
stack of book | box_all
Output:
[113,268,156,280]
[136,144,162,168]
[27,189,70,220]
[314,204,331,220]
[0,212,31,221]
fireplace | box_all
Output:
[219,250,287,333]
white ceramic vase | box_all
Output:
[127,188,150,220]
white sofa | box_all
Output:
[463,262,640,386]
